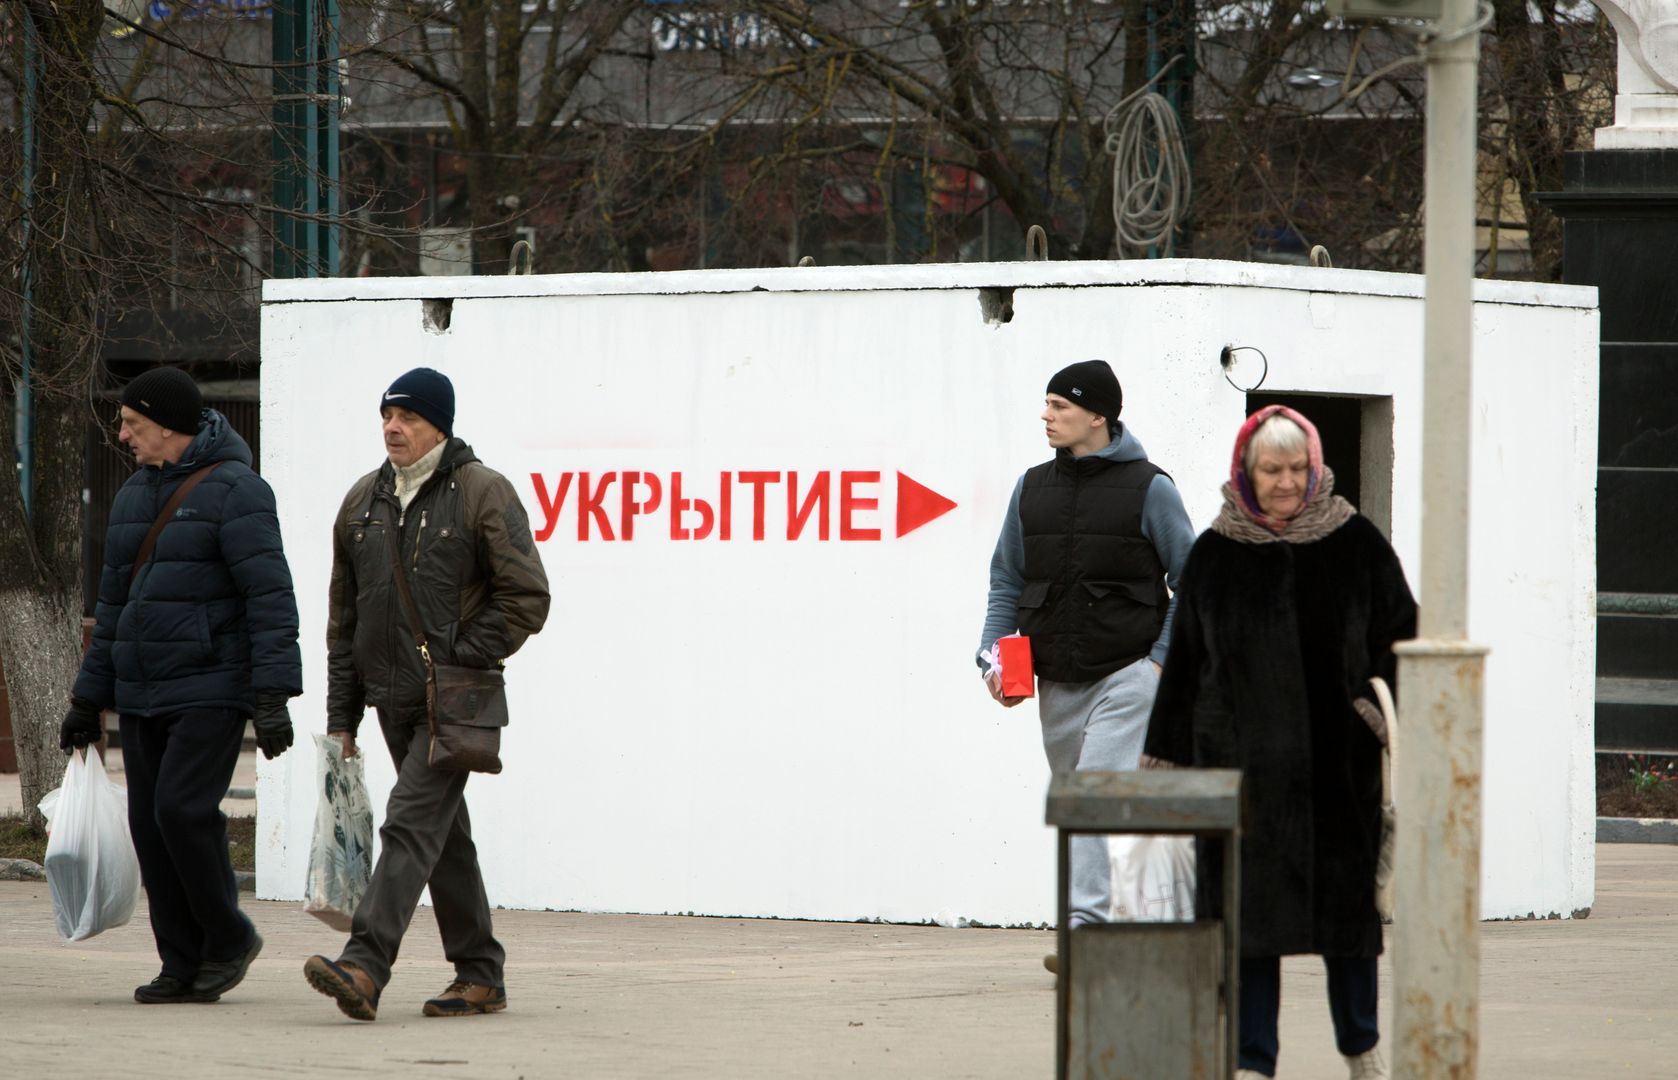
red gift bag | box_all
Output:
[998,635,1035,698]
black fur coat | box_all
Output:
[1144,513,1417,958]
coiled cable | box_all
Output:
[1104,56,1192,255]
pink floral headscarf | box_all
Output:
[1229,404,1326,533]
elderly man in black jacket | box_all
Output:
[60,365,302,1005]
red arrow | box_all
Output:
[896,472,957,537]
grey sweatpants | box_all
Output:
[1039,656,1160,926]
[339,706,505,989]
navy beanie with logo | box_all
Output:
[381,367,455,437]
[121,366,203,435]
[1046,360,1122,423]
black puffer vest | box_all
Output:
[1017,452,1167,682]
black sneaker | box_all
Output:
[134,973,220,1004]
[190,931,263,998]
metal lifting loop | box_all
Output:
[1025,225,1049,261]
[507,239,534,275]
[1309,245,1334,269]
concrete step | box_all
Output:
[1600,611,1678,680]
[1597,677,1678,752]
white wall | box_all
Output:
[257,259,1599,924]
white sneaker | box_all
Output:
[1345,1046,1388,1080]
[1235,1071,1270,1080]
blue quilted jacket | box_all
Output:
[73,409,303,716]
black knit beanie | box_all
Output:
[380,367,455,437]
[1046,360,1122,423]
[120,366,203,434]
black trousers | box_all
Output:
[120,709,253,981]
[339,707,504,989]
[1238,954,1380,1077]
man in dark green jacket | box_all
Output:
[62,365,301,1005]
[304,367,550,1023]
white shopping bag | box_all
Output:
[1107,834,1196,922]
[38,749,141,942]
[302,733,374,931]
[1371,676,1398,921]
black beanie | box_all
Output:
[380,367,455,437]
[1046,360,1121,423]
[121,366,203,434]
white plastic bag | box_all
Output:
[302,733,374,931]
[38,749,141,942]
[1107,834,1196,922]
[1370,676,1399,921]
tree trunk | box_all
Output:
[0,590,83,830]
[0,1,107,831]
[1075,120,1119,260]
[1491,0,1570,280]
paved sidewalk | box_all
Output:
[3,845,1676,1078]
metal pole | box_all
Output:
[1054,829,1069,1080]
[272,0,340,278]
[1392,0,1486,1071]
[314,0,341,276]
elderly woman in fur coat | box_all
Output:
[1142,405,1416,1080]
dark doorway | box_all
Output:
[1245,393,1363,511]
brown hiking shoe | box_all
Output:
[303,955,379,1022]
[422,980,507,1017]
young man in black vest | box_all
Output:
[977,359,1195,961]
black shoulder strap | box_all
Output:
[129,462,223,588]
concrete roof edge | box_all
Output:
[261,259,1598,310]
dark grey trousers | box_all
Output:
[339,706,504,990]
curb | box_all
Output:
[0,858,45,881]
[236,870,255,892]
[1597,816,1678,844]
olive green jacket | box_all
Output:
[326,439,549,733]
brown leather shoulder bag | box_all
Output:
[385,516,508,774]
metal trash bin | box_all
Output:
[1046,768,1242,1080]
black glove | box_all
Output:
[59,698,105,752]
[252,692,295,760]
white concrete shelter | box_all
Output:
[257,259,1598,926]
